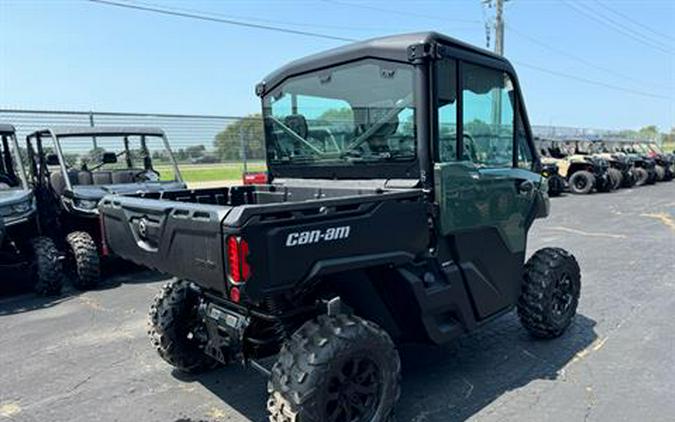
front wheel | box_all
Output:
[568,170,595,194]
[634,167,649,186]
[30,237,64,296]
[518,247,581,339]
[268,314,401,422]
[148,279,219,373]
[607,168,623,190]
[65,231,100,290]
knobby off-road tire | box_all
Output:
[654,165,666,182]
[634,167,649,186]
[30,236,64,296]
[65,231,100,290]
[547,175,565,197]
[518,247,581,339]
[148,279,218,374]
[568,171,595,194]
[607,168,623,190]
[267,314,401,422]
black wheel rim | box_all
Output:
[326,355,382,422]
[551,273,575,320]
[574,177,587,190]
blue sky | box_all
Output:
[1,0,673,131]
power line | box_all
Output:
[513,60,671,100]
[122,0,421,33]
[320,0,481,24]
[591,0,674,42]
[561,0,672,54]
[506,24,672,92]
[86,0,355,42]
[86,0,671,101]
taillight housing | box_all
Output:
[226,235,250,285]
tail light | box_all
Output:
[226,235,250,285]
[243,171,268,185]
[99,215,109,257]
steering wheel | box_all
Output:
[135,169,160,182]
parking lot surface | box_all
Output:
[1,183,674,422]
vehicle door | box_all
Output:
[434,57,544,320]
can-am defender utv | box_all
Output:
[641,142,674,182]
[617,141,658,185]
[100,33,582,421]
[540,139,612,194]
[535,139,566,196]
[0,124,63,295]
[574,140,634,190]
[24,127,185,289]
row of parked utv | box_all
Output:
[537,138,674,196]
[0,124,185,296]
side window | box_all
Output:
[437,59,458,162]
[516,110,534,169]
[462,63,514,167]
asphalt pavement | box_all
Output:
[1,182,674,422]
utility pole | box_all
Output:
[481,0,507,56]
[494,0,504,56]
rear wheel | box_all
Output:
[30,237,63,296]
[65,231,100,290]
[568,170,594,194]
[148,279,219,373]
[607,168,623,190]
[518,247,581,339]
[547,175,565,197]
[634,167,649,186]
[268,314,400,422]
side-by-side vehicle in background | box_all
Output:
[538,138,612,194]
[0,124,63,295]
[100,33,582,421]
[24,127,186,289]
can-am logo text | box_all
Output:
[285,226,351,247]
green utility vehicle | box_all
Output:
[24,127,185,289]
[0,124,63,295]
[100,33,582,421]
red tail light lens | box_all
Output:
[243,171,268,185]
[226,236,250,285]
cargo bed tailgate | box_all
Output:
[99,196,231,290]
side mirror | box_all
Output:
[102,152,117,164]
[45,153,60,166]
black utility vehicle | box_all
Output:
[25,127,185,289]
[0,124,63,295]
[101,33,582,421]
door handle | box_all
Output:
[518,180,534,194]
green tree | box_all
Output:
[213,114,265,161]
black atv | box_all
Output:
[0,124,63,295]
[24,127,186,289]
[101,33,582,421]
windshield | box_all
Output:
[26,134,181,186]
[263,59,416,166]
[0,134,27,190]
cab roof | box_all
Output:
[27,126,166,138]
[257,31,511,96]
[0,124,16,135]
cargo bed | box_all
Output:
[100,182,429,300]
